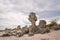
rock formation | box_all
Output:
[21,25,29,34]
[51,25,60,30]
[17,25,21,29]
[15,25,29,37]
[0,12,60,37]
[38,20,46,28]
[38,20,50,34]
[28,12,38,36]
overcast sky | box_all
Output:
[0,0,60,30]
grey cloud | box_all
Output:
[36,10,60,20]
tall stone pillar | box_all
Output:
[28,12,37,36]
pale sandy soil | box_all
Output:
[0,30,60,40]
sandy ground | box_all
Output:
[0,30,60,40]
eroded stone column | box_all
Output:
[28,12,37,36]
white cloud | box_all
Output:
[0,0,60,29]
[0,12,30,29]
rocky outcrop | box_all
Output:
[17,25,21,29]
[15,25,29,37]
[0,12,60,37]
[28,12,38,36]
[51,25,60,30]
[21,25,29,34]
[38,20,50,34]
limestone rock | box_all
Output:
[21,25,29,34]
[51,25,60,30]
[1,33,11,37]
[15,32,23,37]
[28,25,34,36]
[17,25,21,29]
[28,12,37,24]
[38,20,46,28]
[28,12,38,36]
[38,20,50,34]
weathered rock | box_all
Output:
[21,25,29,34]
[14,25,29,37]
[28,12,37,24]
[4,28,13,36]
[38,20,46,28]
[1,33,10,37]
[28,25,34,36]
[28,12,37,36]
[51,25,60,30]
[40,27,50,34]
[13,29,24,37]
[15,32,23,37]
[37,20,50,34]
[17,25,21,29]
